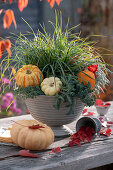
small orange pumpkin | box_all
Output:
[10,120,54,150]
[15,65,43,88]
[78,70,95,90]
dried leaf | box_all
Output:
[69,126,94,147]
[84,112,95,116]
[12,120,44,129]
[51,147,62,153]
[82,108,88,114]
[95,99,111,108]
[47,0,61,7]
[29,124,45,129]
[99,117,113,128]
[99,117,104,123]
[100,128,111,137]
[86,126,95,134]
[0,39,11,58]
[72,139,81,146]
[106,128,111,136]
[56,0,62,5]
[99,118,107,127]
[95,99,104,105]
[47,0,55,8]
[18,0,29,12]
[3,9,17,29]
[105,103,111,106]
[5,39,11,56]
[68,141,74,147]
[18,150,39,158]
[3,10,13,29]
[97,103,111,107]
[107,121,113,125]
[0,41,5,59]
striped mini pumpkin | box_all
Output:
[15,65,43,88]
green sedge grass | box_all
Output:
[0,14,111,113]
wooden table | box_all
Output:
[0,102,113,170]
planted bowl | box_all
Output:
[25,95,84,127]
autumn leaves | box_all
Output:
[0,39,11,58]
[47,0,62,8]
[0,0,62,59]
[1,0,62,30]
[1,0,29,12]
[0,0,29,58]
[1,0,28,30]
[3,9,17,29]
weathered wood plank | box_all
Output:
[0,102,113,170]
[0,138,113,170]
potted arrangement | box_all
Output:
[1,16,110,136]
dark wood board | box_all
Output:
[0,102,113,170]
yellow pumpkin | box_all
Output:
[41,77,62,96]
[78,70,95,90]
[15,65,43,88]
[10,120,54,150]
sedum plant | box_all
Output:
[0,15,111,114]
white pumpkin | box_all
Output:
[41,77,62,96]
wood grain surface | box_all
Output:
[0,102,113,170]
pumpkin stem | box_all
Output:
[26,69,32,74]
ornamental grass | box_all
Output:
[0,14,111,114]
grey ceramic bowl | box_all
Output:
[95,105,111,116]
[25,96,84,127]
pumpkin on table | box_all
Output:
[41,77,62,96]
[15,65,43,88]
[78,70,95,90]
[10,120,54,150]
